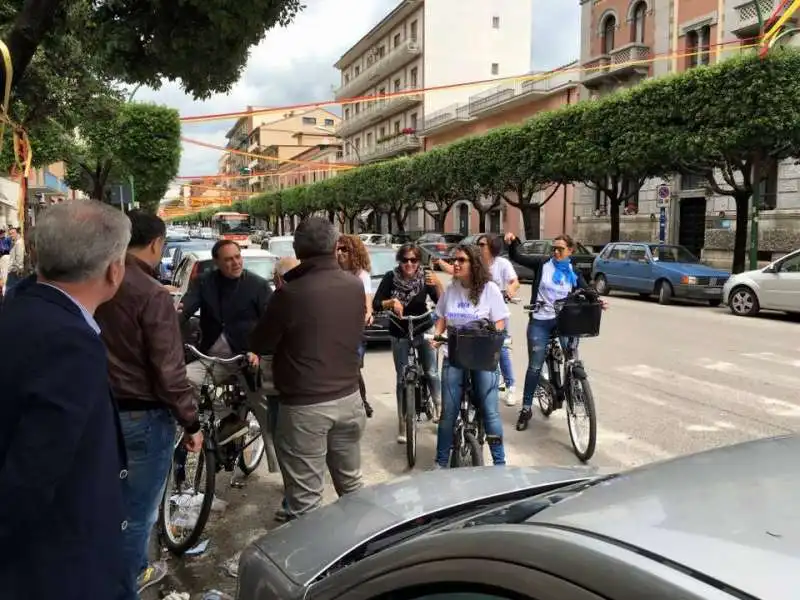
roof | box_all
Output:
[529,435,800,599]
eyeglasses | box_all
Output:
[400,257,419,264]
[552,246,568,254]
[453,257,469,265]
[477,242,488,247]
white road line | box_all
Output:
[741,352,800,368]
[700,358,800,389]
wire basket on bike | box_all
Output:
[556,289,602,338]
[447,320,506,371]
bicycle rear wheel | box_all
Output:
[160,439,216,555]
[404,384,417,469]
[566,374,597,463]
[450,429,483,468]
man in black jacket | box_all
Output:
[180,240,272,443]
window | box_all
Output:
[491,63,499,75]
[759,159,779,210]
[344,108,350,120]
[489,208,502,232]
[366,132,373,147]
[394,78,402,92]
[779,253,800,273]
[609,244,631,260]
[699,25,711,65]
[302,117,317,125]
[410,113,418,131]
[410,67,418,88]
[686,30,699,69]
[378,45,386,58]
[492,15,500,28]
[344,74,350,84]
[410,20,418,41]
[394,33,401,47]
[629,246,648,262]
[602,15,616,54]
[631,2,646,43]
[354,138,361,150]
[324,118,335,127]
[394,121,401,133]
[354,103,360,114]
[354,65,361,76]
[379,126,386,138]
[594,188,608,214]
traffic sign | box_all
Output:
[657,184,670,208]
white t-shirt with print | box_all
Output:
[534,260,574,321]
[436,280,510,357]
[358,269,372,294]
[489,256,517,291]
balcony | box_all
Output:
[467,70,578,118]
[419,104,473,136]
[335,38,422,100]
[732,0,792,37]
[360,133,421,163]
[581,43,651,88]
[337,88,423,137]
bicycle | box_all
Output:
[385,310,438,469]
[159,344,273,555]
[523,290,599,462]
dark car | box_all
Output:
[511,239,596,282]
[363,247,398,343]
[416,232,465,245]
[237,435,799,600]
[159,239,216,283]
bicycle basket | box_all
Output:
[447,323,505,371]
[556,294,602,338]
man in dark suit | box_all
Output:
[0,200,132,600]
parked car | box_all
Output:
[722,247,800,317]
[592,242,730,306]
[261,235,295,259]
[419,242,456,270]
[416,232,465,245]
[363,246,398,343]
[159,239,212,283]
[512,239,595,282]
[237,435,799,600]
[200,226,214,239]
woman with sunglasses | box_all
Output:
[373,243,443,442]
[432,244,509,468]
[504,232,608,432]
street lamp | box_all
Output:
[314,126,361,164]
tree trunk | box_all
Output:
[0,0,62,94]
[732,193,750,274]
[348,214,357,232]
[91,179,104,201]
[327,209,335,224]
[393,209,406,233]
[609,198,621,242]
[520,204,540,240]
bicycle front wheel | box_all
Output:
[160,440,216,555]
[404,384,417,469]
[236,407,265,476]
[566,375,597,463]
[450,429,483,468]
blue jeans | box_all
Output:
[522,318,570,408]
[118,409,176,598]
[436,358,505,466]
[391,336,441,416]
[498,320,514,387]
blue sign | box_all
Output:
[659,207,667,243]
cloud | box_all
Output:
[139,0,579,180]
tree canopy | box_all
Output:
[177,49,800,273]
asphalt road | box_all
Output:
[152,286,800,598]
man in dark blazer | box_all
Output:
[0,200,132,600]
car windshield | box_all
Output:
[215,216,251,235]
[369,251,397,277]
[197,257,277,280]
[269,240,295,258]
[575,242,591,255]
[648,244,698,263]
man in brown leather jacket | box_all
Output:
[95,211,203,597]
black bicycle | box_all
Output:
[159,345,272,555]
[524,290,600,462]
[386,310,437,469]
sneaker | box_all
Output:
[137,560,168,595]
[397,434,407,444]
[217,414,249,446]
[504,386,517,407]
[274,498,291,522]
[516,407,532,431]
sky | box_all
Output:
[135,0,580,180]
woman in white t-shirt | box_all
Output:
[432,244,510,467]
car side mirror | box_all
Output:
[763,265,777,274]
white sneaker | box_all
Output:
[504,386,518,407]
[397,434,407,444]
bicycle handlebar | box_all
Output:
[384,309,436,323]
[185,344,246,365]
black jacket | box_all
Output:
[372,270,439,338]
[181,269,272,354]
[508,239,589,306]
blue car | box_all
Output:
[591,242,731,306]
[160,239,215,283]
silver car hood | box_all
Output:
[251,465,594,586]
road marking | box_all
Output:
[741,352,800,368]
[699,358,800,389]
[686,424,718,432]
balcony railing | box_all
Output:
[360,133,421,163]
[467,70,578,117]
[581,43,651,87]
[733,0,779,36]
[335,38,422,100]
[337,88,423,137]
[419,104,473,135]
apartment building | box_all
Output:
[333,0,533,166]
[573,0,800,264]
[272,142,344,190]
[222,107,340,194]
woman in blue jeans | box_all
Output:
[373,243,444,443]
[504,233,608,431]
[432,244,510,467]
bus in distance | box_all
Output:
[211,212,251,247]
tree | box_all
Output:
[408,148,459,231]
[0,0,304,100]
[447,137,499,233]
[64,100,181,212]
[366,159,418,232]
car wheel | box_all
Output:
[729,286,760,316]
[594,274,609,295]
[657,280,673,305]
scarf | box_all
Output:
[551,257,577,287]
[391,266,424,305]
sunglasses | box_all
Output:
[552,246,568,253]
[453,257,469,265]
[477,242,488,247]
[400,257,419,264]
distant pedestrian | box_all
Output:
[0,200,131,600]
[95,211,203,598]
[250,217,366,520]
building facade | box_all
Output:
[333,0,534,166]
[574,0,800,265]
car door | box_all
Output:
[759,251,800,311]
[625,245,652,292]
[595,244,630,289]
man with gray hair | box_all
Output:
[0,200,131,599]
[250,217,366,520]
